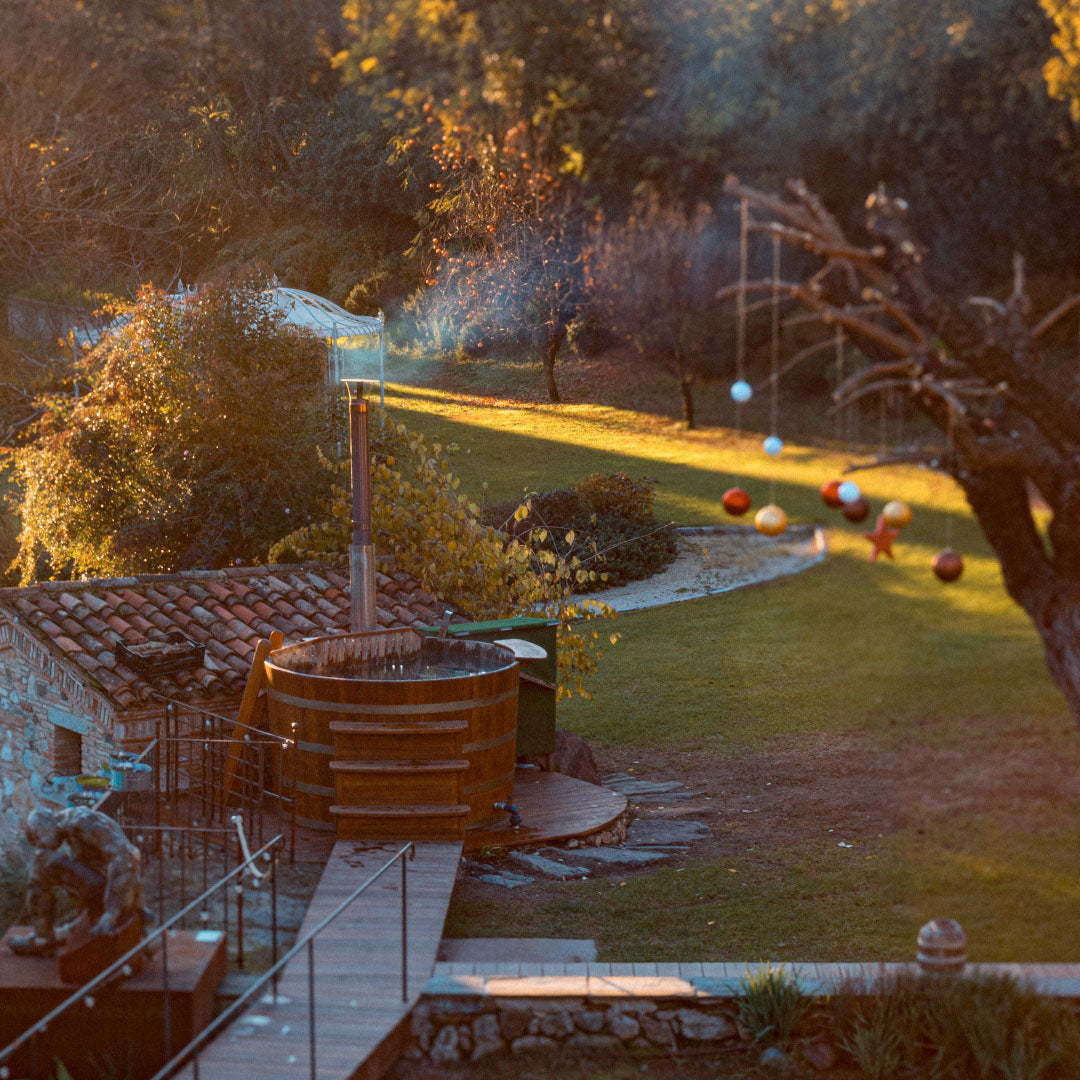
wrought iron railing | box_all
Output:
[93,698,298,863]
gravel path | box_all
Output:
[592,525,827,612]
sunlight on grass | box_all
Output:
[395,365,1079,962]
[382,373,1065,747]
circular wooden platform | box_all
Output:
[463,768,627,853]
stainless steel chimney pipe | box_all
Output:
[343,379,376,632]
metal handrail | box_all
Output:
[151,693,293,746]
[0,834,284,1074]
[152,841,416,1080]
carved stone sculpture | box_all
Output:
[8,806,144,957]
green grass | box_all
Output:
[381,356,1062,750]
[379,350,1080,964]
[446,821,1080,964]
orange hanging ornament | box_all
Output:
[882,500,912,529]
[755,504,788,537]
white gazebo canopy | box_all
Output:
[267,287,386,403]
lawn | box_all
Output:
[380,350,1080,964]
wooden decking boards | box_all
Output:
[464,769,627,852]
[176,839,461,1080]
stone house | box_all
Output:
[0,563,450,853]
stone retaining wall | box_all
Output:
[407,997,742,1064]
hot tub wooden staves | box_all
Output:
[264,628,519,841]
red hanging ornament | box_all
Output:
[932,549,964,582]
[842,497,871,523]
[820,479,845,509]
[722,488,752,516]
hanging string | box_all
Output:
[770,231,781,504]
[944,406,955,550]
[734,199,749,460]
[833,328,845,443]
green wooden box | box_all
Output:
[419,616,557,756]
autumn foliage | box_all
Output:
[269,410,617,700]
[4,275,329,580]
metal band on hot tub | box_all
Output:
[266,686,518,714]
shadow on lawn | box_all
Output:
[384,392,990,560]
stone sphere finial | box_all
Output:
[917,919,967,974]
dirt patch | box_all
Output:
[596,727,1080,855]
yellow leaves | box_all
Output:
[278,405,616,701]
[359,56,379,74]
[559,144,585,177]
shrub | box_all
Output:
[484,474,678,591]
[832,970,1080,1079]
[572,472,656,522]
[4,272,331,580]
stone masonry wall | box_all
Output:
[407,997,742,1064]
[0,639,119,856]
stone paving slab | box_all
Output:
[625,819,711,846]
[507,851,592,879]
[539,846,670,868]
[437,938,597,964]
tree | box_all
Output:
[718,175,1080,724]
[413,110,586,402]
[584,199,732,429]
[3,273,330,580]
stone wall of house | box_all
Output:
[0,633,119,856]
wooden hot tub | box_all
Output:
[264,628,519,841]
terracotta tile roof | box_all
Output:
[0,564,461,715]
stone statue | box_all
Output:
[8,806,144,957]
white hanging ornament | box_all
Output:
[763,435,783,457]
[730,380,753,404]
[837,480,862,505]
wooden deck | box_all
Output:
[273,768,626,860]
[178,840,462,1080]
[464,768,627,852]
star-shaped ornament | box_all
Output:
[864,513,900,562]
